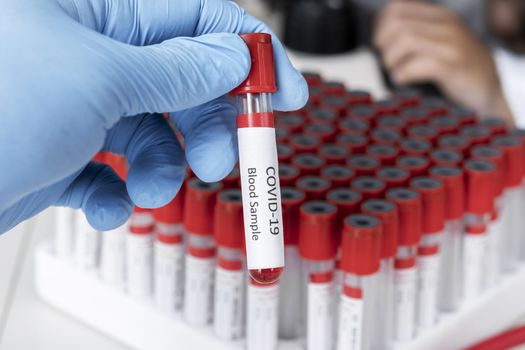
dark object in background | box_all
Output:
[283,0,359,54]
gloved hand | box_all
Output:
[0,0,308,234]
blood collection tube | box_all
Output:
[429,149,463,167]
[318,144,349,165]
[279,164,300,187]
[347,155,380,177]
[308,107,338,125]
[100,223,126,287]
[54,207,75,258]
[377,115,407,133]
[437,134,471,157]
[304,124,338,143]
[277,113,304,133]
[366,144,399,166]
[213,189,246,340]
[392,87,421,107]
[275,128,289,143]
[401,106,428,126]
[308,86,323,106]
[303,71,323,86]
[386,188,422,341]
[351,176,387,201]
[420,96,449,117]
[370,128,402,146]
[321,96,349,117]
[463,159,495,298]
[296,176,332,201]
[410,177,445,329]
[231,33,284,285]
[126,207,155,297]
[337,214,382,350]
[375,98,401,116]
[336,134,369,154]
[376,166,410,188]
[347,90,373,106]
[471,145,505,286]
[450,106,477,125]
[290,134,322,154]
[429,166,464,311]
[299,201,338,350]
[338,118,370,135]
[321,165,354,187]
[183,178,222,326]
[74,210,100,268]
[292,153,326,176]
[400,139,431,156]
[222,167,241,189]
[460,125,491,146]
[429,115,461,136]
[480,117,508,136]
[152,193,185,311]
[396,155,430,177]
[347,105,377,126]
[278,187,306,339]
[320,81,346,96]
[492,135,524,271]
[277,144,294,163]
[246,278,280,350]
[406,125,439,145]
[361,199,399,349]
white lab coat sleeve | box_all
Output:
[494,48,525,128]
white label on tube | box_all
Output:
[307,281,334,350]
[486,218,501,287]
[416,253,440,329]
[126,233,153,297]
[238,128,284,270]
[337,294,363,350]
[213,267,245,340]
[246,283,279,350]
[184,255,215,326]
[100,225,126,285]
[463,233,487,299]
[154,240,185,311]
[74,211,100,268]
[393,266,417,341]
[55,207,75,258]
[278,246,302,339]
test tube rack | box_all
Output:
[35,240,525,350]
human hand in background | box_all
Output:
[374,1,513,125]
[0,0,308,234]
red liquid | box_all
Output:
[249,267,284,284]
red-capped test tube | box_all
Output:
[278,187,306,339]
[386,188,422,341]
[125,208,155,298]
[410,177,445,329]
[246,276,280,350]
[361,199,399,349]
[429,166,464,311]
[337,214,382,350]
[213,189,245,340]
[463,159,495,298]
[183,179,222,326]
[299,201,338,350]
[152,194,185,311]
[231,33,284,285]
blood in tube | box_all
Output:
[231,33,284,284]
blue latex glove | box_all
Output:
[0,0,308,234]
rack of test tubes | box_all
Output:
[35,70,525,350]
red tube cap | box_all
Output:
[183,178,223,235]
[396,155,430,177]
[277,144,294,163]
[460,125,491,146]
[402,106,428,126]
[321,165,354,187]
[338,118,370,135]
[347,90,372,106]
[386,188,422,246]
[351,176,386,200]
[450,106,477,125]
[279,164,300,187]
[296,176,332,201]
[366,144,399,166]
[410,177,445,234]
[400,139,431,156]
[376,166,410,188]
[347,155,380,177]
[231,33,276,95]
[437,135,470,156]
[375,98,401,116]
[480,117,508,136]
[421,96,449,117]
[326,188,363,219]
[337,134,368,154]
[370,128,402,145]
[471,145,505,197]
[347,105,376,124]
[299,201,338,261]
[341,214,382,275]
[464,159,496,215]
[152,192,184,225]
[392,87,421,107]
[321,96,349,117]
[430,149,463,167]
[407,125,439,144]
[377,115,407,132]
[214,189,244,249]
[222,167,240,189]
[429,115,460,135]
[276,113,304,133]
[429,166,464,220]
[292,153,326,176]
[361,199,398,259]
[318,144,349,165]
[290,134,321,154]
[304,124,338,143]
[492,135,524,187]
[281,187,306,246]
[130,207,155,234]
[308,107,338,125]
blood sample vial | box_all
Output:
[231,33,284,284]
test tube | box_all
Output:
[74,210,100,269]
[376,166,410,188]
[351,176,387,201]
[337,214,382,350]
[279,164,300,187]
[400,139,431,156]
[246,278,280,350]
[292,153,326,176]
[375,98,402,116]
[318,144,349,165]
[459,125,491,146]
[308,107,338,125]
[100,223,126,287]
[126,208,155,297]
[420,96,449,117]
[406,125,439,145]
[299,201,338,350]
[278,187,306,339]
[386,188,422,341]
[347,105,376,125]
[410,177,445,329]
[437,135,470,157]
[492,136,524,271]
[463,159,496,298]
[222,167,241,189]
[336,134,368,154]
[152,194,185,311]
[429,166,464,311]
[391,87,421,107]
[347,155,380,177]
[213,189,246,340]
[277,144,294,163]
[321,96,349,117]
[450,106,477,125]
[338,118,370,135]
[370,128,402,146]
[480,117,508,136]
[429,149,463,167]
[277,113,304,133]
[321,165,355,188]
[183,178,222,326]
[401,107,428,127]
[377,114,407,133]
[231,33,284,284]
[366,144,399,166]
[429,115,460,136]
[361,199,399,349]
[290,134,322,154]
[347,90,373,106]
[296,176,332,201]
[54,207,75,258]
[304,124,338,143]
